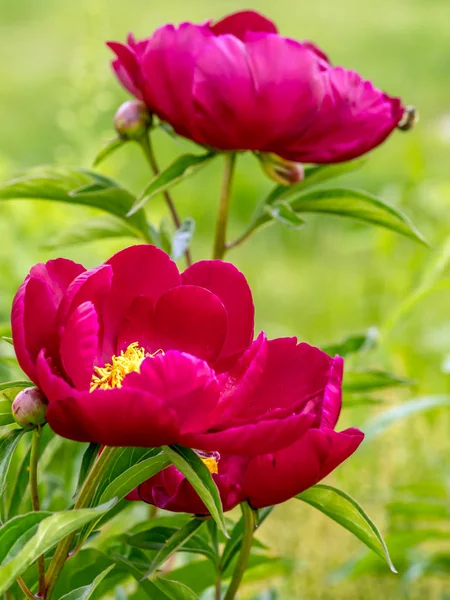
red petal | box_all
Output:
[152,286,227,362]
[209,11,278,39]
[182,261,254,361]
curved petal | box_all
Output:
[29,258,85,304]
[102,245,180,360]
[182,409,316,456]
[123,351,220,434]
[117,295,154,353]
[152,286,227,362]
[60,301,99,390]
[137,455,247,513]
[107,41,143,94]
[244,427,364,508]
[182,261,254,361]
[280,66,404,163]
[321,356,343,428]
[236,338,333,419]
[209,11,278,39]
[214,332,268,424]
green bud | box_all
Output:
[12,387,47,429]
[114,101,152,140]
[258,153,304,186]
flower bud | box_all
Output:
[114,101,152,140]
[397,106,418,131]
[258,153,304,186]
[12,387,47,429]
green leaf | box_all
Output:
[0,429,24,505]
[0,380,33,391]
[296,484,396,572]
[58,564,116,600]
[343,369,414,392]
[252,187,426,245]
[0,166,156,242]
[93,137,127,167]
[171,218,195,261]
[141,519,206,578]
[75,443,101,496]
[5,442,31,519]
[43,216,140,249]
[322,328,378,358]
[1,337,13,345]
[128,153,216,215]
[98,452,170,504]
[0,511,51,564]
[0,399,14,426]
[364,395,450,440]
[163,445,228,538]
[0,499,116,593]
[265,202,306,230]
[266,159,365,204]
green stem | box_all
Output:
[223,503,255,600]
[213,153,237,260]
[30,427,45,595]
[225,228,254,253]
[138,134,192,266]
[43,446,118,599]
[17,576,36,600]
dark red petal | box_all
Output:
[123,351,220,435]
[117,295,154,353]
[152,286,227,362]
[321,356,344,428]
[244,427,364,508]
[280,66,404,163]
[182,410,315,456]
[29,258,85,304]
[102,245,180,360]
[209,11,278,40]
[60,301,99,390]
[182,261,254,360]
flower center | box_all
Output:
[90,342,163,392]
[197,451,220,475]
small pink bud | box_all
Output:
[114,101,152,140]
[12,387,47,429]
[259,153,304,186]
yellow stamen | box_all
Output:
[90,342,164,392]
[201,457,219,475]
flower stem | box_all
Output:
[30,427,45,595]
[17,576,36,600]
[138,134,192,266]
[223,502,255,600]
[43,446,118,599]
[213,153,237,260]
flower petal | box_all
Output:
[152,286,227,362]
[107,41,143,97]
[321,356,343,428]
[117,295,154,353]
[182,261,254,362]
[29,258,85,303]
[209,11,278,39]
[60,301,99,390]
[102,245,180,360]
[123,351,220,435]
[280,66,404,163]
[244,427,364,508]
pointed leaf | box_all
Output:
[1,337,13,345]
[0,399,14,427]
[171,218,195,261]
[265,202,305,230]
[93,137,127,167]
[0,430,24,506]
[75,443,101,496]
[58,564,116,600]
[0,499,117,593]
[43,216,140,249]
[5,443,31,519]
[297,484,396,572]
[323,328,378,358]
[0,380,33,392]
[343,370,414,392]
[128,153,216,215]
[163,445,228,538]
[0,511,51,564]
[0,166,155,242]
[364,395,450,440]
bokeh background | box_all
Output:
[1,0,450,598]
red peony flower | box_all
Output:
[108,10,407,164]
[130,347,364,511]
[12,245,325,454]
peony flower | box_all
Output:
[12,245,324,454]
[108,10,407,164]
[130,346,364,511]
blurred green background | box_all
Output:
[1,0,450,598]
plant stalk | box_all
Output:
[139,134,192,266]
[223,503,255,600]
[213,153,237,260]
[43,446,118,599]
[30,427,45,595]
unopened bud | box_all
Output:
[114,101,152,140]
[259,153,304,186]
[12,387,47,429]
[397,106,418,131]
